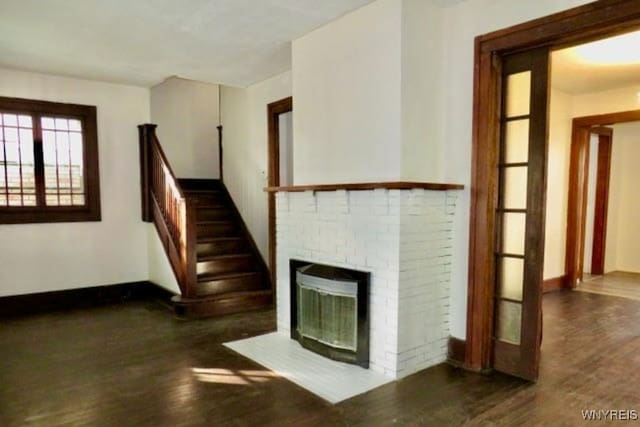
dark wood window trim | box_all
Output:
[0,96,101,224]
[467,0,640,374]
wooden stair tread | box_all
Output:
[198,236,244,242]
[198,235,242,242]
[197,252,253,262]
[173,289,271,303]
[197,219,235,224]
[197,270,262,283]
[197,206,231,211]
[196,203,227,209]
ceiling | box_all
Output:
[552,31,640,94]
[0,0,376,88]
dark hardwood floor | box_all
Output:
[1,290,639,426]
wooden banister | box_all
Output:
[138,124,196,297]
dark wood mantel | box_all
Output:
[264,181,464,193]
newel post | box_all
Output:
[138,124,157,223]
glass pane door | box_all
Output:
[493,47,549,381]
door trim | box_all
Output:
[590,130,613,276]
[467,0,640,373]
[267,97,293,292]
[565,111,640,286]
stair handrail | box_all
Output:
[138,124,197,297]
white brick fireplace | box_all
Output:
[274,186,460,379]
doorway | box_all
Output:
[466,0,640,381]
[267,97,293,289]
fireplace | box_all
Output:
[289,260,370,368]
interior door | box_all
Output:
[493,47,549,381]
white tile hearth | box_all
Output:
[224,332,393,404]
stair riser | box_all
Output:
[173,293,273,319]
[193,195,228,206]
[197,223,238,238]
[196,274,264,296]
[197,257,255,275]
[196,209,234,222]
[197,240,249,257]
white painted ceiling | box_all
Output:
[0,0,376,88]
[552,31,640,94]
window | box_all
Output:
[0,97,100,224]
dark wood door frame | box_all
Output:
[565,111,640,286]
[267,97,293,291]
[467,0,640,373]
[590,127,612,276]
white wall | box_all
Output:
[606,122,640,273]
[292,0,403,184]
[150,77,220,179]
[401,0,446,181]
[220,71,292,261]
[0,68,150,296]
[278,111,294,186]
[544,89,573,279]
[147,226,181,294]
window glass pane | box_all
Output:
[503,166,528,209]
[19,129,35,197]
[504,119,529,163]
[55,118,68,131]
[22,194,36,206]
[8,193,22,206]
[3,114,17,126]
[46,194,59,206]
[497,301,522,345]
[499,257,524,301]
[502,212,526,255]
[41,117,55,130]
[18,115,32,128]
[45,166,58,192]
[506,71,531,118]
[59,194,72,206]
[68,119,82,131]
[4,127,17,142]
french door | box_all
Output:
[493,47,550,381]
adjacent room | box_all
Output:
[544,30,640,300]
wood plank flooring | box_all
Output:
[1,290,639,426]
[578,271,640,301]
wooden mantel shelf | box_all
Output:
[264,181,464,193]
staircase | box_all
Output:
[138,124,272,318]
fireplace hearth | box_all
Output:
[289,260,370,368]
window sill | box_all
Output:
[0,205,101,224]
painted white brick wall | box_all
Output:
[276,188,458,379]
